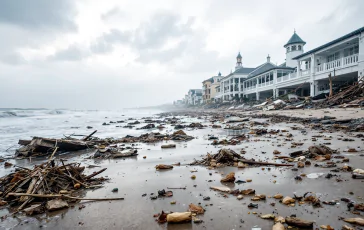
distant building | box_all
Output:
[187,89,202,105]
[202,72,223,104]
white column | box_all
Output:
[297,60,301,77]
[273,70,277,85]
[310,81,318,97]
[310,54,315,79]
[358,31,364,82]
[256,92,260,101]
[238,77,241,93]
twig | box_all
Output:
[8,193,124,201]
[84,168,106,180]
[82,130,97,141]
[167,187,187,190]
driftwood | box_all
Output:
[7,193,124,201]
[285,217,314,228]
[0,159,108,213]
[238,159,294,167]
[84,168,107,180]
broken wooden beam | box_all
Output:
[238,159,294,167]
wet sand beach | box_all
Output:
[1,108,364,230]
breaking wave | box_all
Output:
[0,111,18,117]
[0,108,64,118]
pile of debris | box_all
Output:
[119,131,194,143]
[0,159,122,216]
[16,131,98,157]
[190,149,244,167]
[191,148,295,168]
[211,135,247,146]
[92,147,138,159]
[316,80,364,108]
[173,123,204,129]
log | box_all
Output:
[7,193,124,201]
[166,212,192,223]
[84,168,107,180]
[285,217,313,228]
[18,140,32,146]
[343,217,364,226]
[238,159,294,167]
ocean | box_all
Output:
[0,108,163,158]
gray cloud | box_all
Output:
[101,7,124,21]
[134,12,194,50]
[1,1,364,109]
[0,0,77,31]
[0,52,26,65]
[50,45,89,61]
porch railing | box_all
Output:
[316,54,358,73]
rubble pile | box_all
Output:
[211,134,247,145]
[92,147,138,159]
[190,149,244,167]
[0,160,121,216]
[117,131,194,143]
[16,136,94,158]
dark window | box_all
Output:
[291,45,297,51]
[286,47,290,52]
[298,45,301,50]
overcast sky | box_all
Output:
[0,0,363,109]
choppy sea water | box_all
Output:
[0,108,163,158]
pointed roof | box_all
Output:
[218,72,221,76]
[236,52,242,59]
[284,31,306,47]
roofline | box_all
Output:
[247,66,295,79]
[202,77,213,83]
[284,41,306,48]
[293,26,364,60]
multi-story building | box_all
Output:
[214,26,364,102]
[202,72,223,104]
[187,89,202,105]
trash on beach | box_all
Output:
[260,213,275,219]
[282,196,295,205]
[161,144,176,148]
[188,203,204,214]
[272,222,285,230]
[155,164,174,170]
[0,158,123,217]
[210,186,231,193]
[166,212,192,223]
[220,172,235,182]
[285,216,314,228]
[342,217,364,226]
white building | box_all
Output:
[214,26,364,101]
[187,89,202,105]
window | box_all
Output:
[291,45,296,51]
[286,47,290,52]
[298,45,301,50]
[270,72,273,81]
[344,45,359,57]
[327,52,340,62]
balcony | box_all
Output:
[244,85,256,92]
[257,81,274,88]
[301,69,311,76]
[316,54,358,73]
[277,72,297,83]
